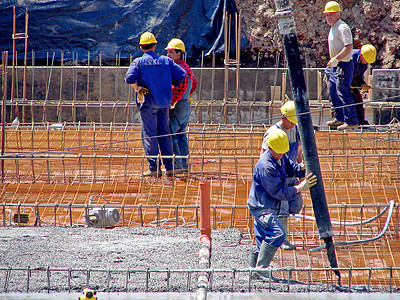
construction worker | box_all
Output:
[248,129,317,281]
[351,44,377,126]
[324,1,358,130]
[165,38,198,173]
[260,101,302,250]
[125,32,186,177]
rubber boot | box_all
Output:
[253,241,279,282]
[279,217,296,250]
[249,251,258,268]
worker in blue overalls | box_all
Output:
[260,101,302,250]
[125,32,186,177]
[248,129,317,281]
[351,44,377,126]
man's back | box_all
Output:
[125,51,186,108]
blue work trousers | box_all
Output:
[169,100,190,169]
[254,212,286,249]
[140,106,173,171]
[328,61,358,125]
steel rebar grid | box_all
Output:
[0,153,399,184]
[2,122,400,155]
[1,123,400,289]
[0,265,399,293]
[1,201,399,241]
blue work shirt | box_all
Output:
[248,150,305,218]
[351,49,368,87]
[125,51,186,108]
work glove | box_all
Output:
[296,173,317,192]
[136,86,149,103]
[361,84,371,92]
[327,57,339,67]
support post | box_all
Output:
[273,0,340,283]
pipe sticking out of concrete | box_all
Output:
[200,181,211,241]
[273,0,341,284]
[197,181,211,300]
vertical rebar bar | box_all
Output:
[198,51,203,102]
[54,202,58,226]
[86,269,90,288]
[139,204,143,226]
[1,51,8,182]
[46,154,50,183]
[62,154,66,183]
[69,202,72,227]
[125,270,129,292]
[47,266,50,293]
[348,268,352,292]
[30,153,35,182]
[67,268,71,293]
[78,154,82,182]
[211,52,215,101]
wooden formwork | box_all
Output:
[1,123,400,286]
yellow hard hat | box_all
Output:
[165,38,185,52]
[280,101,297,124]
[361,44,377,64]
[323,1,341,13]
[139,32,157,45]
[267,129,289,154]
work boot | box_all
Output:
[250,251,258,268]
[252,242,279,282]
[278,217,296,250]
[142,169,162,177]
[337,123,358,131]
[326,118,344,127]
[165,169,175,177]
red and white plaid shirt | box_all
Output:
[171,60,198,107]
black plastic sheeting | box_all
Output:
[0,0,248,62]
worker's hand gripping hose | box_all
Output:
[296,173,317,192]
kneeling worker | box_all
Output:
[248,129,317,280]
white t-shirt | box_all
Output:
[328,19,353,62]
[261,121,298,151]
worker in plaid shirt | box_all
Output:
[165,38,198,173]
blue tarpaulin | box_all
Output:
[0,0,247,61]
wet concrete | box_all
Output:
[1,292,400,300]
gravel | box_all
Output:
[0,227,392,295]
[0,227,252,293]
